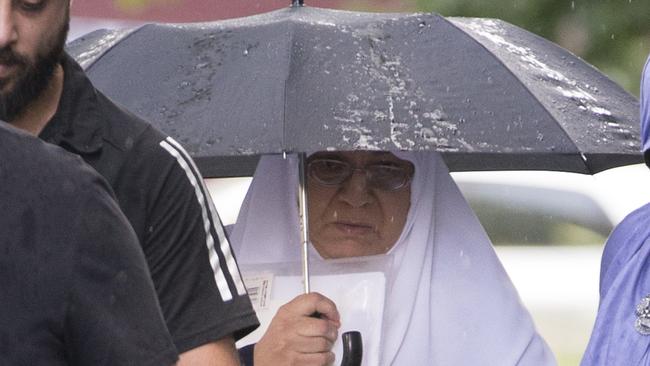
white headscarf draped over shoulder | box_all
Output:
[231,151,556,365]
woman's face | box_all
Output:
[307,151,413,258]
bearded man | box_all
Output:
[0,1,259,364]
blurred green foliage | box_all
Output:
[468,200,608,246]
[340,0,650,97]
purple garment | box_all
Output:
[581,55,650,365]
[581,204,650,365]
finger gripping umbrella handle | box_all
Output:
[340,331,363,366]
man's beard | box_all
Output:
[0,21,69,122]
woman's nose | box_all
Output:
[337,170,374,207]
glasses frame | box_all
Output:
[307,158,414,191]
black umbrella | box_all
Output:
[67,5,641,177]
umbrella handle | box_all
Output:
[311,313,363,366]
[340,331,363,366]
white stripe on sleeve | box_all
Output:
[159,139,234,302]
[164,137,247,296]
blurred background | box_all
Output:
[69,1,650,365]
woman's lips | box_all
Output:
[333,221,374,235]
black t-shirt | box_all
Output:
[0,122,178,365]
[40,53,259,352]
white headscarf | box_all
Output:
[231,151,556,365]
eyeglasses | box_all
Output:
[307,158,414,191]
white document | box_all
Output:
[237,257,389,366]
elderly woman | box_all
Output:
[231,151,556,365]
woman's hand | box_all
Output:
[254,292,341,366]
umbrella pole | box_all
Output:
[298,152,364,366]
[291,0,304,7]
[297,152,311,294]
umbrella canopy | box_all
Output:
[67,6,641,176]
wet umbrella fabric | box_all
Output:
[642,57,650,156]
[67,6,641,175]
